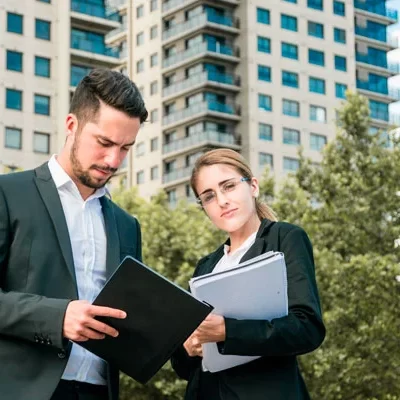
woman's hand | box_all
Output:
[183,314,226,357]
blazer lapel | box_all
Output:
[33,163,77,291]
[100,196,120,279]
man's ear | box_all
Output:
[65,114,79,140]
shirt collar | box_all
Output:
[48,155,109,200]
[223,231,258,257]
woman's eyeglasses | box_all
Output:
[196,177,250,206]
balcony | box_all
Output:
[162,12,238,42]
[356,52,387,69]
[71,36,119,57]
[355,27,398,48]
[163,70,240,99]
[163,166,193,184]
[354,1,398,21]
[163,41,239,70]
[106,23,127,44]
[70,65,92,87]
[163,130,240,155]
[163,101,240,127]
[162,0,239,16]
[71,0,119,21]
[357,80,389,96]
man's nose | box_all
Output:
[104,149,121,169]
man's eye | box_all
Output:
[99,141,112,147]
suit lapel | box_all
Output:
[34,163,77,292]
[100,196,120,279]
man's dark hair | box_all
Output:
[70,68,148,125]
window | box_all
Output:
[258,65,271,82]
[335,82,347,98]
[150,25,158,39]
[370,100,388,121]
[259,153,273,168]
[6,50,23,72]
[283,128,300,145]
[281,42,298,60]
[150,109,159,123]
[34,94,50,115]
[281,14,297,31]
[308,21,324,38]
[33,132,50,153]
[334,27,346,44]
[335,55,347,71]
[310,105,327,122]
[257,7,270,24]
[136,142,145,156]
[334,1,345,16]
[258,94,272,111]
[137,5,144,18]
[309,77,325,94]
[35,19,51,40]
[150,0,157,11]
[5,127,22,149]
[257,36,271,54]
[136,32,144,46]
[310,133,327,150]
[309,49,325,66]
[150,81,158,95]
[167,189,177,206]
[284,0,297,3]
[37,0,51,2]
[6,89,22,110]
[136,170,144,184]
[35,56,50,77]
[151,166,159,180]
[282,71,299,88]
[7,12,23,34]
[150,137,159,151]
[137,59,144,73]
[308,0,323,11]
[150,53,158,67]
[259,123,273,141]
[283,99,299,117]
[283,157,299,171]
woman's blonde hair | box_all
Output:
[190,149,277,221]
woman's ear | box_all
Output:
[251,177,259,198]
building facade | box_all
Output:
[1,0,398,203]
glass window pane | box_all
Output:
[35,56,51,77]
[6,50,23,72]
[33,132,50,153]
[34,94,50,115]
[5,127,22,149]
[35,19,51,40]
[6,89,23,110]
[7,13,23,34]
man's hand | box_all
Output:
[183,314,226,357]
[63,300,127,342]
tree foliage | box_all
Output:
[114,92,400,399]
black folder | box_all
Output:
[77,256,213,384]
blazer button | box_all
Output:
[58,350,66,359]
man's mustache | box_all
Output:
[91,165,118,174]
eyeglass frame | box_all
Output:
[196,177,251,206]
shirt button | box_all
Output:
[58,350,66,359]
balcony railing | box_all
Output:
[371,110,389,121]
[357,80,390,95]
[162,0,192,13]
[163,101,238,126]
[71,0,119,21]
[390,113,400,126]
[106,23,127,40]
[163,41,238,69]
[163,166,193,183]
[356,52,387,69]
[71,35,120,57]
[389,63,400,74]
[163,70,239,97]
[163,12,236,41]
[354,1,398,20]
[389,88,400,101]
[163,130,237,154]
[70,66,91,86]
[355,27,398,47]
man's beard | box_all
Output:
[70,139,117,189]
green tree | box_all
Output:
[260,92,400,399]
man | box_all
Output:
[0,69,148,400]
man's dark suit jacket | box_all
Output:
[171,219,326,400]
[0,163,142,400]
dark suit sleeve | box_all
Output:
[0,185,70,349]
[170,345,201,381]
[219,227,325,357]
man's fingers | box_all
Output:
[89,305,127,319]
[88,319,119,338]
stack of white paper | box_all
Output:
[189,251,288,372]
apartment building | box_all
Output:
[1,0,398,204]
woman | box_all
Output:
[171,149,325,400]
